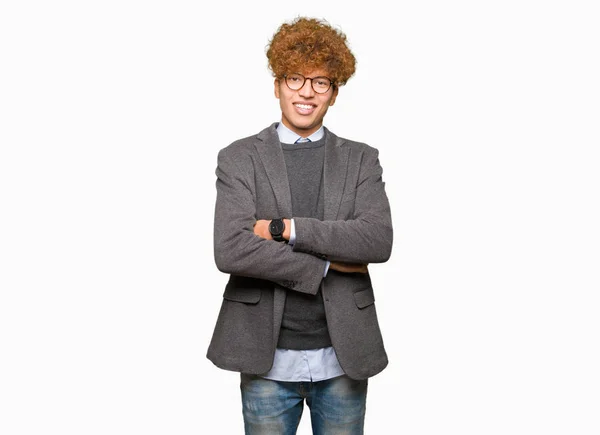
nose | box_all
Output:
[299,78,315,97]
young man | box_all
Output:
[207,17,393,434]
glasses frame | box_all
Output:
[283,73,335,94]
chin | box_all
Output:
[294,119,316,130]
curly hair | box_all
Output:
[266,17,356,86]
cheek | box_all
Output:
[321,101,333,114]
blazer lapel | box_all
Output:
[323,129,349,221]
[255,124,293,217]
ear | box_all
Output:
[274,78,281,99]
[329,86,339,106]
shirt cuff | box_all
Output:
[323,261,330,277]
[289,219,296,246]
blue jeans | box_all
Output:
[240,373,368,435]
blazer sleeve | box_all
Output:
[292,147,393,264]
[213,147,327,295]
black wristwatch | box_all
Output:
[269,218,287,242]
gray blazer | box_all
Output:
[207,123,393,380]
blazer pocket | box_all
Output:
[223,275,262,304]
[353,287,375,309]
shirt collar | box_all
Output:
[276,122,325,144]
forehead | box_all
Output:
[295,68,331,78]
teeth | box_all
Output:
[295,104,313,109]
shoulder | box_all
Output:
[328,129,380,157]
[218,124,277,159]
[219,132,259,158]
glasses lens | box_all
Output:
[285,74,332,93]
[312,77,331,94]
[285,74,305,90]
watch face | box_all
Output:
[269,219,284,235]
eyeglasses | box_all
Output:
[283,73,334,94]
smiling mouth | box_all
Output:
[294,103,316,114]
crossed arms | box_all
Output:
[213,143,393,295]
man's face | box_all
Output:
[274,69,338,137]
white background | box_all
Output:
[1,1,599,434]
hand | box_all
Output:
[329,261,369,274]
[253,219,272,240]
[253,219,292,241]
